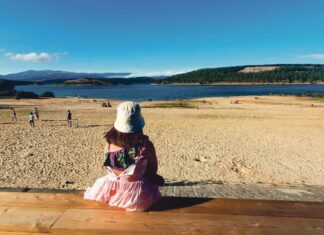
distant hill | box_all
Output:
[59,77,156,85]
[64,78,106,85]
[164,64,324,84]
[0,70,131,82]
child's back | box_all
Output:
[84,102,161,211]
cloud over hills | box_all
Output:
[4,51,68,62]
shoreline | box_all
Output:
[159,82,324,86]
[16,82,324,87]
[1,91,323,103]
[0,93,323,109]
[0,93,320,104]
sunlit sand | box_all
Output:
[0,96,323,190]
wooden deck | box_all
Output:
[0,192,323,234]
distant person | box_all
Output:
[33,107,40,120]
[29,112,35,127]
[84,101,162,211]
[10,108,17,122]
[231,100,240,104]
[107,100,112,107]
[67,110,72,127]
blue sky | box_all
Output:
[1,0,324,75]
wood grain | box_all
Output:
[52,208,324,235]
[0,192,324,235]
[1,192,324,218]
[0,232,48,235]
[0,207,64,233]
[0,192,114,210]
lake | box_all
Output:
[15,84,324,101]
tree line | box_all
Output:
[0,79,54,99]
[163,64,324,84]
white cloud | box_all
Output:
[4,51,68,62]
[298,54,324,59]
[0,48,5,52]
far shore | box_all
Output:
[14,81,324,87]
[160,82,324,86]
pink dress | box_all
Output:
[84,141,161,211]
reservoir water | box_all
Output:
[15,84,324,101]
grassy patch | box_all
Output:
[143,99,217,109]
[270,92,324,98]
[144,100,198,109]
[191,100,214,105]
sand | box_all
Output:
[0,96,324,190]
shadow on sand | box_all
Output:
[78,124,112,128]
[164,181,221,186]
[0,122,15,125]
[41,120,112,128]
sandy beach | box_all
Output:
[0,96,324,190]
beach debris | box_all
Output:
[194,157,208,162]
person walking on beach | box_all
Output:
[67,110,72,127]
[10,108,17,122]
[33,107,40,121]
[29,112,35,127]
[84,101,162,211]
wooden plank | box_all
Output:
[52,208,324,235]
[150,197,324,218]
[0,232,48,235]
[0,207,64,233]
[1,192,324,219]
[0,208,7,215]
[0,192,115,211]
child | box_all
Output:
[84,101,161,211]
[67,110,72,127]
[33,107,40,120]
[11,108,17,122]
[29,112,35,127]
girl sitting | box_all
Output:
[84,101,162,211]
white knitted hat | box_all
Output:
[114,101,145,133]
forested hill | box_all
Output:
[163,64,324,84]
[0,79,33,96]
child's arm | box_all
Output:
[103,143,110,169]
[104,142,109,154]
[144,141,158,175]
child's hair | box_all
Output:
[104,127,144,148]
